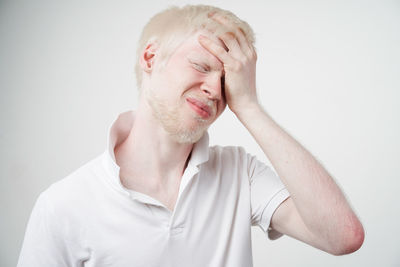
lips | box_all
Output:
[186,97,213,119]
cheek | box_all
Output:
[217,101,227,117]
[186,67,204,79]
[179,70,204,89]
[168,65,200,84]
[221,102,227,112]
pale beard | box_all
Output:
[145,89,210,144]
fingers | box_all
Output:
[198,34,248,74]
[198,13,257,72]
[209,13,255,58]
[219,31,242,55]
[198,34,231,64]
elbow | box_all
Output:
[331,220,365,256]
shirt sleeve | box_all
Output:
[17,190,87,267]
[247,152,290,240]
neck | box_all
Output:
[114,101,194,192]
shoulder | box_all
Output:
[208,145,248,161]
[205,145,256,179]
[208,145,262,171]
[40,154,105,216]
[18,157,104,264]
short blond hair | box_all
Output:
[135,4,255,89]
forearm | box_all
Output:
[235,103,361,242]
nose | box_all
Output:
[201,73,223,100]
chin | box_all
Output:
[171,126,207,144]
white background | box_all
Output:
[1,0,399,266]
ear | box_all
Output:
[139,42,158,73]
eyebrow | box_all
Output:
[187,54,222,72]
[188,58,210,69]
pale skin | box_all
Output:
[115,13,364,256]
[114,31,227,212]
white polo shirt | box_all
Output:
[18,111,290,267]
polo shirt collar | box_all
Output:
[102,110,210,195]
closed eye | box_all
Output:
[192,62,209,73]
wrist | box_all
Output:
[232,101,263,122]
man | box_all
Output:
[18,5,364,267]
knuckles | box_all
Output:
[229,60,243,72]
[214,45,226,54]
[229,54,255,73]
[221,31,235,41]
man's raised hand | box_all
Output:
[198,13,259,115]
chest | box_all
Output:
[119,170,181,212]
[83,170,252,267]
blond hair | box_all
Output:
[135,4,255,89]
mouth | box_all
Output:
[186,97,213,119]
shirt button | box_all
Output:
[170,225,184,235]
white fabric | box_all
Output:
[18,111,290,267]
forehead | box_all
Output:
[169,30,225,69]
